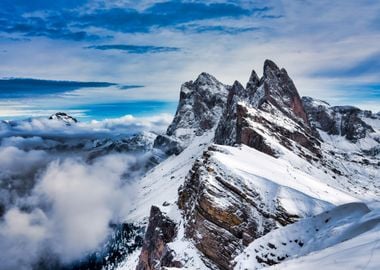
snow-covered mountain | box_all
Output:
[115,60,380,270]
[1,60,378,270]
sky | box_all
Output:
[0,0,379,119]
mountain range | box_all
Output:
[115,60,380,269]
[1,60,379,270]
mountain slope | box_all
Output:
[115,60,380,270]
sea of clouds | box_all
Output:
[0,113,172,269]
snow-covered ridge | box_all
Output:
[120,60,380,270]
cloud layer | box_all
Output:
[0,113,169,269]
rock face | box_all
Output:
[215,60,320,159]
[136,206,181,270]
[178,146,298,270]
[135,60,380,270]
[49,112,78,125]
[154,73,229,155]
[302,97,375,142]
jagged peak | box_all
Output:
[49,112,78,125]
[232,80,244,90]
[246,69,260,89]
[194,72,222,86]
[263,59,280,76]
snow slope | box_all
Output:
[235,202,380,269]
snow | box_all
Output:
[319,130,379,152]
[166,221,210,269]
[115,81,379,269]
[116,249,141,270]
[214,145,357,211]
[235,202,380,270]
[125,130,215,224]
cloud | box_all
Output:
[78,1,258,33]
[312,52,380,78]
[0,113,172,138]
[0,152,144,269]
[0,1,269,41]
[86,44,180,53]
[176,24,261,34]
[0,15,101,41]
[0,146,48,178]
[0,111,170,268]
[0,78,118,98]
[1,0,88,12]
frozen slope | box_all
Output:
[213,145,357,216]
[235,202,380,270]
[116,61,379,269]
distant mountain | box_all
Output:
[49,112,78,125]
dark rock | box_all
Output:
[154,72,229,155]
[178,149,298,270]
[302,97,375,142]
[136,206,180,270]
[49,112,78,125]
[215,60,320,158]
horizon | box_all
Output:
[0,0,379,120]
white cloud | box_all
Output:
[0,151,144,269]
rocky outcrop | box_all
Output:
[215,60,320,159]
[139,60,380,270]
[49,112,78,125]
[302,97,375,142]
[154,73,229,155]
[260,60,309,125]
[136,206,181,270]
[178,146,298,269]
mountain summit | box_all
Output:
[121,60,380,270]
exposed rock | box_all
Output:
[49,112,78,125]
[302,96,375,142]
[178,147,298,269]
[154,72,229,155]
[136,206,181,270]
[215,60,320,158]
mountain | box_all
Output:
[49,112,78,125]
[113,60,380,270]
[154,72,229,155]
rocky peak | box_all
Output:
[193,72,222,87]
[154,73,229,155]
[48,112,78,125]
[246,70,260,90]
[263,59,281,77]
[136,206,180,270]
[302,96,375,142]
[216,60,319,158]
[260,60,309,125]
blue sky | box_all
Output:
[0,0,379,119]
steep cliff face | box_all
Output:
[177,146,303,269]
[128,60,380,270]
[136,206,180,270]
[215,60,320,159]
[154,73,229,155]
[302,96,376,143]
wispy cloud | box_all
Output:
[0,1,271,41]
[175,24,261,34]
[86,44,180,53]
[312,52,380,78]
[0,78,118,98]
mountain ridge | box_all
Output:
[120,60,380,269]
